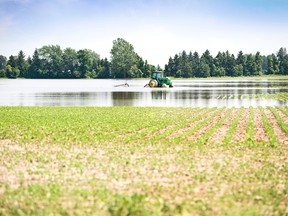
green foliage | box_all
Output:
[0,55,7,71]
[223,107,244,145]
[110,38,152,78]
[17,50,29,77]
[259,107,278,147]
[165,47,288,78]
[2,39,154,79]
[268,107,288,134]
[0,69,5,78]
[246,107,255,145]
[6,65,20,78]
[2,43,287,79]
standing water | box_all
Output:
[0,79,287,107]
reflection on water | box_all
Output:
[0,79,287,107]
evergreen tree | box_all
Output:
[164,57,174,77]
[277,47,287,74]
[192,51,200,77]
[7,55,17,68]
[172,54,180,77]
[267,55,274,74]
[236,51,246,66]
[201,50,213,70]
[254,51,263,75]
[17,50,29,78]
[225,51,236,76]
[272,54,280,74]
[198,62,210,78]
[282,55,288,75]
[0,55,7,71]
[98,58,111,78]
[244,54,257,76]
[28,49,43,78]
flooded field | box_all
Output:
[0,78,287,107]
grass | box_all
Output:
[0,107,288,215]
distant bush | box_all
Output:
[0,69,6,78]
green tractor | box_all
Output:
[148,71,173,88]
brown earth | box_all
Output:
[168,108,218,139]
[254,108,270,143]
[187,109,229,141]
[145,108,206,139]
[208,108,240,143]
[231,108,249,142]
[264,109,288,144]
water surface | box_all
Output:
[0,79,287,107]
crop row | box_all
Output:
[1,106,287,147]
[216,92,288,102]
[1,106,288,215]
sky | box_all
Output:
[0,0,288,67]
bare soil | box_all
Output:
[187,109,229,141]
[168,108,218,139]
[231,108,249,142]
[254,108,270,143]
[208,108,240,143]
[264,109,288,144]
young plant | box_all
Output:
[222,107,244,145]
[259,107,278,147]
[267,107,288,134]
[246,107,255,146]
[196,108,234,145]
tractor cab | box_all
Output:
[148,71,173,88]
[151,71,163,80]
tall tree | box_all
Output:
[37,45,63,78]
[97,58,111,78]
[164,57,174,77]
[225,51,236,76]
[28,49,43,78]
[7,55,17,68]
[192,51,200,77]
[277,47,287,74]
[282,55,288,75]
[110,38,139,78]
[254,51,263,75]
[267,55,274,74]
[77,49,99,78]
[272,54,280,74]
[0,55,7,71]
[244,54,257,76]
[62,48,78,78]
[17,50,29,78]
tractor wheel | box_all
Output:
[149,79,158,88]
[162,84,168,88]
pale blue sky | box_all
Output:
[1,0,288,66]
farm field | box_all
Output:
[0,106,288,215]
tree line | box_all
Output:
[0,38,287,79]
[165,47,288,78]
[0,38,156,79]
